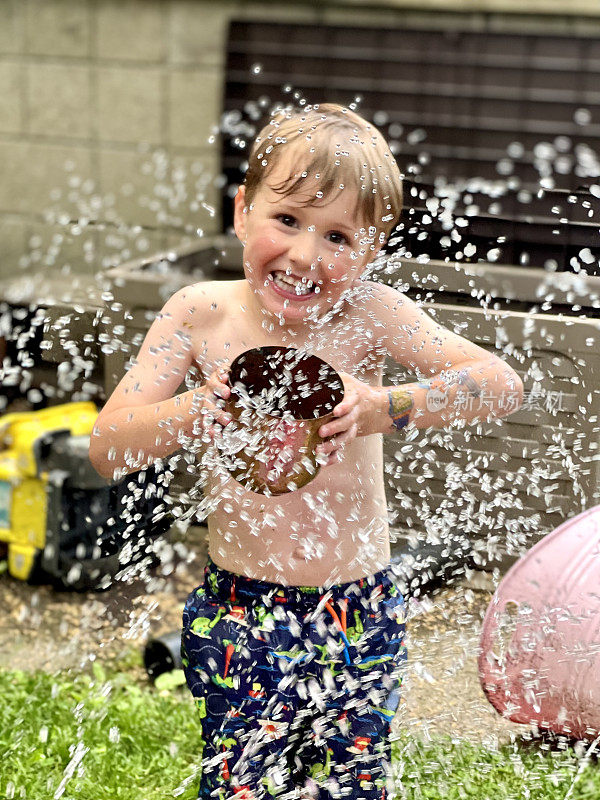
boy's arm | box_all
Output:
[319,282,524,456]
[370,282,524,432]
[89,287,231,480]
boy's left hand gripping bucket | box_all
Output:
[478,504,600,741]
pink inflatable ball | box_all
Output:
[478,504,600,742]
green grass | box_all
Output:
[1,663,599,800]
[392,735,599,799]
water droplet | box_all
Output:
[496,158,513,176]
[407,128,426,145]
[507,141,524,158]
[574,107,592,126]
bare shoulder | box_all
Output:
[360,279,407,309]
[349,279,411,338]
[178,279,249,370]
[358,278,490,372]
[169,279,224,312]
[352,279,440,362]
[358,279,425,327]
[171,279,243,323]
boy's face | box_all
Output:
[233,158,380,328]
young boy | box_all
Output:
[90,104,523,800]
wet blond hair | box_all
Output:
[243,103,403,243]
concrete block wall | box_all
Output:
[1,0,598,281]
[0,0,238,282]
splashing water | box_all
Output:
[2,73,600,800]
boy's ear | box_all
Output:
[233,185,247,243]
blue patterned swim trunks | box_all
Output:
[181,555,407,800]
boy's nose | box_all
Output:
[288,233,319,269]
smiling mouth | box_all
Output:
[268,271,320,300]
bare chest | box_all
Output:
[189,286,386,387]
[185,283,392,584]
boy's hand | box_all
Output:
[316,372,379,466]
[194,363,234,441]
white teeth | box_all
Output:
[271,271,315,296]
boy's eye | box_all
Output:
[327,231,348,246]
[276,214,297,227]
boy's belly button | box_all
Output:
[292,542,325,560]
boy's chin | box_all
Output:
[255,286,323,316]
[267,302,321,324]
[261,300,332,330]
